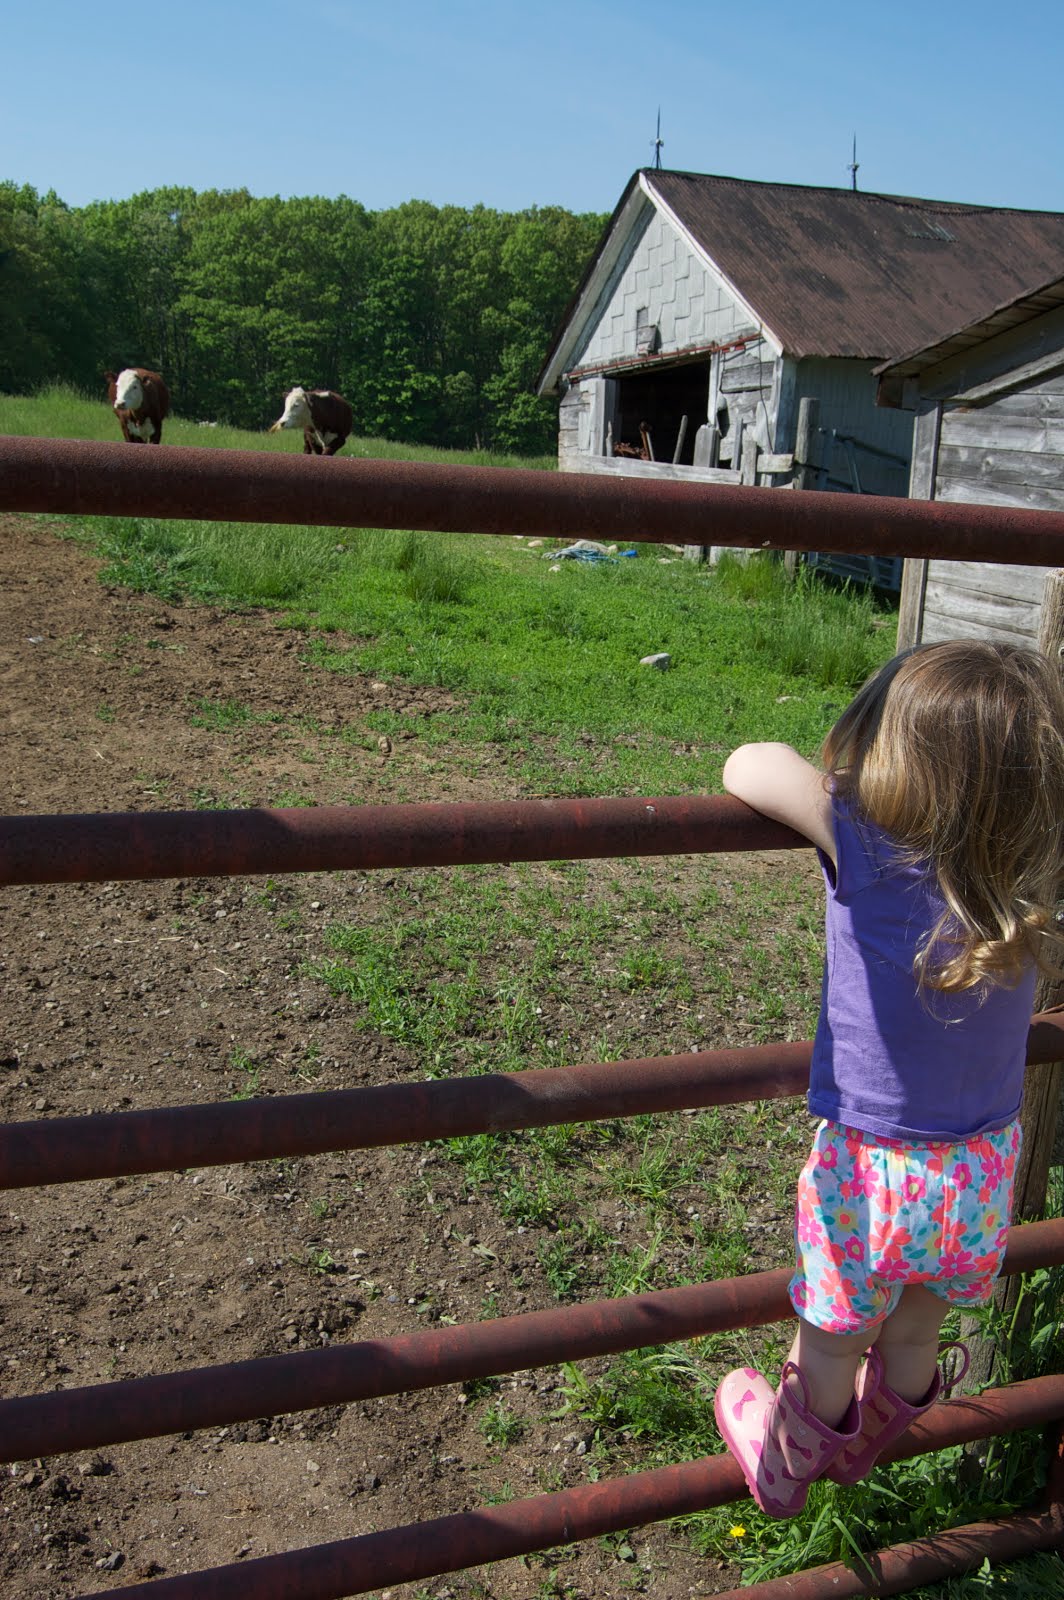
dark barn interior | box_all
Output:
[613,361,710,465]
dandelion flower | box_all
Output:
[729,1524,746,1539]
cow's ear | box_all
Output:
[103,371,116,383]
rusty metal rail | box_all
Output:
[6,433,1064,563]
[82,1375,1064,1600]
[0,793,804,887]
[4,1018,1064,1190]
[4,1218,1061,1467]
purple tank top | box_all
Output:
[808,800,1035,1142]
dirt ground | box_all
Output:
[0,515,769,1600]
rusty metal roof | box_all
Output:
[589,170,1064,365]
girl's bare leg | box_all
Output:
[867,1284,949,1402]
[786,1320,871,1428]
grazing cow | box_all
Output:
[269,387,352,456]
[105,368,170,444]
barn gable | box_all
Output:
[551,187,770,384]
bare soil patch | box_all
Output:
[0,516,804,1599]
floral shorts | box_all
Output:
[790,1118,1021,1334]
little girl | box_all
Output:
[714,639,1064,1518]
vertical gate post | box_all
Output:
[784,396,820,579]
[962,569,1064,1394]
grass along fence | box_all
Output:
[1,427,1064,1595]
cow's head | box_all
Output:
[269,386,311,432]
[113,369,144,413]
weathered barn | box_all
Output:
[877,274,1064,648]
[537,170,1064,578]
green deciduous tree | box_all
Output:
[0,181,605,455]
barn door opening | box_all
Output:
[611,362,710,464]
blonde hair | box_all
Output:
[823,640,1064,992]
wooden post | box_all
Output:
[785,398,820,578]
[1016,569,1064,1215]
[686,426,720,563]
[793,396,820,490]
[740,432,759,487]
[672,414,689,465]
[960,569,1064,1394]
[709,420,744,567]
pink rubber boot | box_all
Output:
[714,1360,862,1518]
[825,1342,969,1486]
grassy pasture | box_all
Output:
[1,387,894,798]
[4,385,1062,1596]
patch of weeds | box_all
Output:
[189,697,282,731]
[482,1481,518,1506]
[190,786,226,810]
[498,1173,558,1227]
[95,703,116,723]
[532,1569,583,1600]
[479,1402,525,1447]
[539,1236,581,1301]
[607,1130,695,1209]
[299,1248,337,1276]
[461,1375,500,1403]
[228,1049,261,1100]
[291,1052,323,1085]
[558,1342,717,1454]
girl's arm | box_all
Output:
[722,742,836,863]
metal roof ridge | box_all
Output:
[642,167,1064,219]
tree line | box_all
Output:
[0,182,606,455]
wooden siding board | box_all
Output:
[568,456,742,484]
[720,358,775,393]
[923,566,1044,642]
[921,602,1036,647]
[935,474,1064,512]
[936,441,1064,488]
[981,389,1064,416]
[940,410,1064,452]
[922,559,1046,605]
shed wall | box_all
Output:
[919,372,1064,645]
[795,359,913,498]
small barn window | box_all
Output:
[635,307,660,356]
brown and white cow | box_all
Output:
[269,387,352,456]
[105,368,170,444]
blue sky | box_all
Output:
[6,0,1064,216]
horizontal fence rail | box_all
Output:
[0,794,805,887]
[4,1219,1061,1466]
[6,434,1064,563]
[81,1375,1064,1600]
[4,1018,1064,1189]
